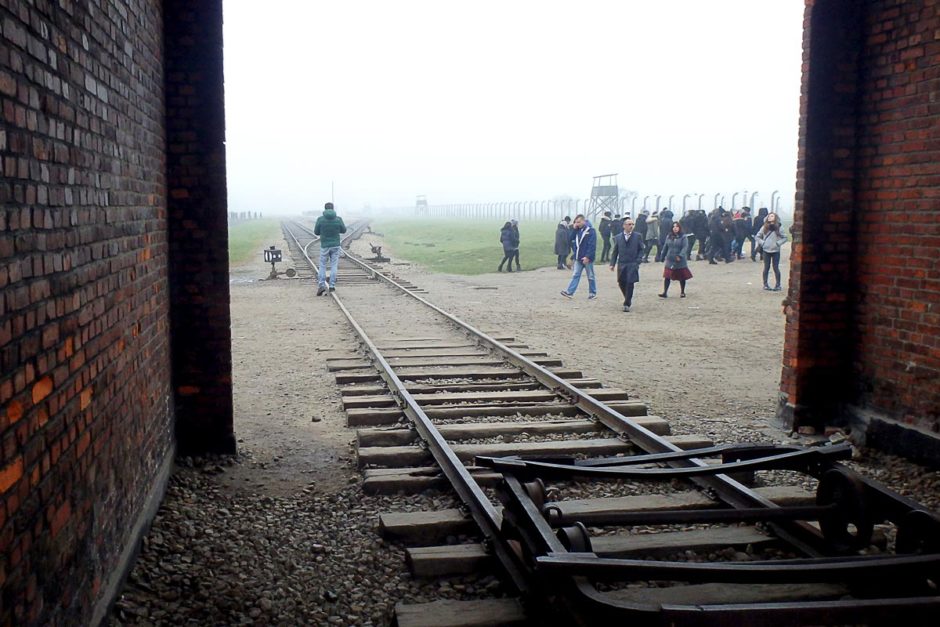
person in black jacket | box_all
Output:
[688,210,710,260]
[609,214,623,257]
[608,217,645,311]
[598,212,612,263]
[707,208,732,264]
[680,211,696,259]
[510,219,521,271]
[732,208,752,260]
[751,207,768,261]
[498,222,515,272]
[554,216,571,269]
[635,212,648,242]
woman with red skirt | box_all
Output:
[658,221,693,298]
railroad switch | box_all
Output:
[368,242,390,263]
[263,245,297,280]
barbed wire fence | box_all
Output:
[382,190,785,222]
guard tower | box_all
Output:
[587,174,619,223]
[416,195,429,215]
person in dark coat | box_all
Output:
[510,219,521,271]
[634,212,648,242]
[608,217,645,312]
[680,211,696,258]
[721,210,735,261]
[658,221,693,298]
[657,207,674,261]
[688,209,709,260]
[554,216,571,269]
[598,211,612,263]
[707,208,732,264]
[498,222,515,272]
[732,208,752,259]
[610,214,623,239]
[751,207,768,261]
[610,213,624,260]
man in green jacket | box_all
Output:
[313,202,347,295]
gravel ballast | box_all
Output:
[110,231,940,626]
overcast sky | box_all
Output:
[223,1,805,215]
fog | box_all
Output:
[223,0,805,216]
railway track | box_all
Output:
[282,219,940,626]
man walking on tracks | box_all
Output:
[608,217,645,311]
[314,202,347,295]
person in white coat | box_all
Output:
[755,212,788,291]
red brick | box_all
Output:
[0,457,23,494]
[30,376,52,404]
[49,501,70,538]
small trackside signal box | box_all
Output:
[264,246,282,263]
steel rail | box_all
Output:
[282,222,940,623]
[281,220,531,592]
[542,504,841,527]
[336,246,827,556]
[536,551,940,583]
[332,294,530,591]
[282,220,368,272]
[569,583,940,625]
[576,442,808,466]
[476,443,852,480]
[334,242,940,621]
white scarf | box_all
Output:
[575,226,591,255]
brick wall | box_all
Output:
[0,1,231,624]
[780,0,940,462]
[779,0,864,427]
[164,0,233,455]
[852,0,940,452]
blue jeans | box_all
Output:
[566,260,596,295]
[318,246,341,287]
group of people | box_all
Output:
[556,214,694,311]
[551,206,788,311]
[597,206,789,291]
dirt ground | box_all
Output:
[224,253,363,495]
[226,225,795,497]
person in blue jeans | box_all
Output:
[313,202,347,295]
[560,214,597,300]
